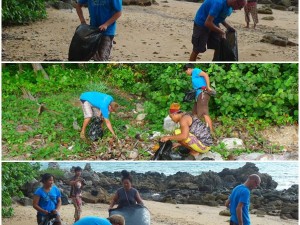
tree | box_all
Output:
[32,63,49,79]
[2,163,41,217]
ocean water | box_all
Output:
[42,162,298,191]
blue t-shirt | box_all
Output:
[191,68,207,99]
[78,0,122,36]
[229,184,251,225]
[80,92,114,119]
[194,0,233,27]
[34,186,61,216]
[74,217,112,225]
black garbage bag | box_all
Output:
[39,213,57,225]
[226,30,238,60]
[213,31,238,61]
[87,117,104,141]
[68,24,102,61]
[152,141,186,160]
[109,205,151,225]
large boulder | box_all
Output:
[81,188,111,204]
[221,138,245,150]
[18,197,33,206]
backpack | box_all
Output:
[88,117,104,141]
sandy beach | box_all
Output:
[2,200,297,225]
[2,1,298,62]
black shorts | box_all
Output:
[191,23,221,53]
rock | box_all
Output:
[221,138,245,150]
[271,4,288,10]
[278,0,291,6]
[136,113,147,121]
[262,16,275,20]
[84,163,92,172]
[288,6,297,11]
[219,209,231,216]
[258,7,273,14]
[258,0,273,3]
[195,152,224,161]
[50,1,73,10]
[261,34,298,47]
[61,192,70,205]
[81,188,110,204]
[123,0,153,5]
[18,197,33,206]
[267,210,281,216]
[48,162,60,169]
[235,153,265,161]
[128,150,139,159]
[163,115,178,132]
[21,179,40,197]
[136,103,144,112]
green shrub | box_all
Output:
[2,163,41,217]
[2,0,47,25]
[38,168,65,180]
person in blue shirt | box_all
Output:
[225,174,261,225]
[183,63,213,132]
[74,215,125,225]
[189,0,246,61]
[76,0,122,61]
[80,92,119,139]
[33,173,62,225]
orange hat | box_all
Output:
[169,103,180,114]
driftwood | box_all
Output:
[21,87,60,115]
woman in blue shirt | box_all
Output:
[33,173,62,225]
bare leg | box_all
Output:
[203,114,213,132]
[245,21,249,28]
[189,51,199,61]
[80,117,91,139]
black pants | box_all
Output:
[230,221,238,225]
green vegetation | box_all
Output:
[2,162,41,217]
[2,0,47,25]
[2,63,298,160]
[38,168,65,180]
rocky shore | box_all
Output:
[17,162,298,220]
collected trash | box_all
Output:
[213,31,238,61]
[68,24,102,61]
[152,140,190,160]
[88,117,104,141]
[109,204,151,225]
[183,87,217,102]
